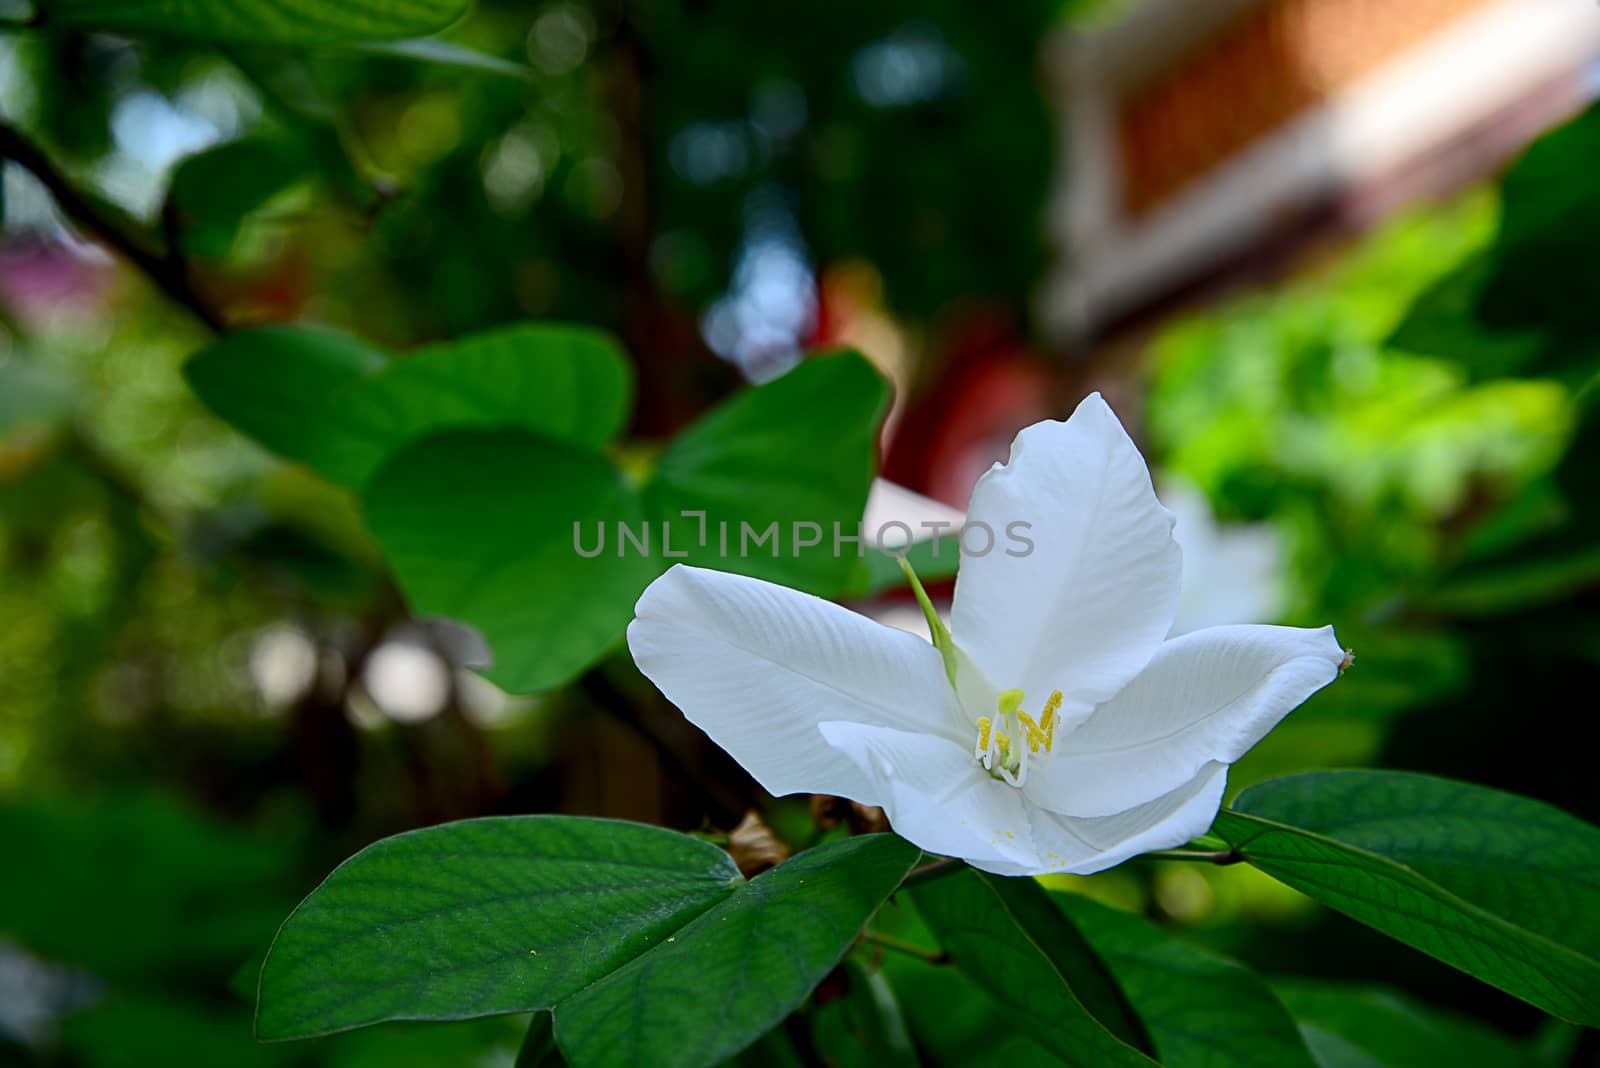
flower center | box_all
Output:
[974,688,1062,787]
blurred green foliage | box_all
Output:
[3,2,1056,1060]
[1139,102,1600,1053]
[5,0,1600,1062]
[1146,191,1571,620]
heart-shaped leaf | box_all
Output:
[192,329,888,691]
[363,431,660,694]
[336,324,634,485]
[185,325,391,486]
[187,323,633,490]
[646,349,889,596]
[362,350,887,692]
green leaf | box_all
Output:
[188,323,634,491]
[911,868,1158,1067]
[184,325,391,486]
[1387,253,1559,382]
[1054,893,1318,1068]
[362,431,660,693]
[1271,981,1541,1068]
[44,0,468,44]
[255,816,742,1040]
[515,1012,565,1068]
[356,38,535,80]
[166,138,309,258]
[553,834,919,1068]
[809,958,918,1068]
[1211,771,1600,1026]
[337,324,634,484]
[1388,104,1600,385]
[359,350,887,692]
[645,350,889,596]
[883,953,1063,1067]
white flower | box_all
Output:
[627,394,1347,876]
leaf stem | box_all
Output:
[1143,848,1244,865]
[898,854,965,889]
[860,929,948,964]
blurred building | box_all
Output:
[1042,0,1600,342]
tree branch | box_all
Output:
[0,120,225,332]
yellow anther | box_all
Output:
[978,688,1065,780]
[1038,690,1063,752]
[1016,711,1045,753]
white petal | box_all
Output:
[628,565,963,800]
[950,394,1180,729]
[1029,625,1344,817]
[1017,762,1230,876]
[815,721,1038,871]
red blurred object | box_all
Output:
[882,314,1058,510]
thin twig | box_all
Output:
[1143,848,1244,865]
[0,120,225,332]
[860,929,948,964]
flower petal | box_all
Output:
[815,724,1228,877]
[815,721,1039,872]
[1029,625,1345,818]
[628,564,963,800]
[950,394,1180,729]
[1018,762,1230,876]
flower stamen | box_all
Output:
[975,688,1064,786]
[1039,690,1062,749]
